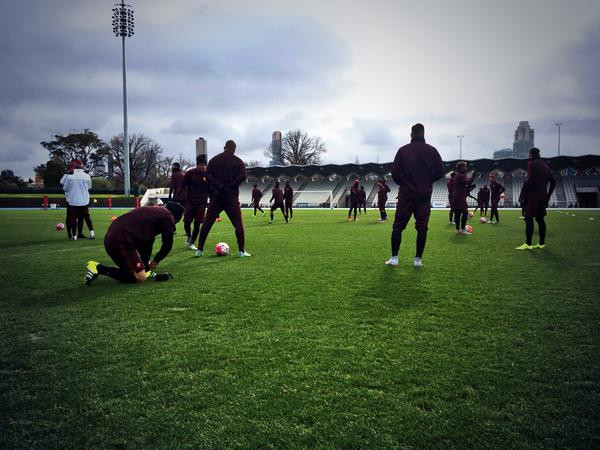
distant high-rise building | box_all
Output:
[493,148,513,160]
[269,131,284,166]
[195,137,207,158]
[512,121,534,159]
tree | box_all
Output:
[34,159,68,188]
[265,129,326,165]
[108,134,164,187]
[40,129,109,171]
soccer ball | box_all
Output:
[55,223,65,230]
[500,193,506,199]
[466,224,474,233]
[215,242,230,256]
[468,212,474,218]
[480,217,487,224]
[111,216,118,222]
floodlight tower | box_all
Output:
[555,122,563,156]
[112,1,134,196]
[457,135,464,160]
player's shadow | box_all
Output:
[356,266,432,309]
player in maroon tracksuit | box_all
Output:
[516,147,556,249]
[252,185,265,216]
[347,179,360,221]
[386,124,444,267]
[482,185,490,216]
[284,181,294,220]
[475,187,485,216]
[169,162,186,203]
[196,140,250,257]
[377,180,391,222]
[269,181,288,223]
[452,161,476,234]
[181,154,209,250]
[358,186,367,214]
[447,172,456,224]
[84,202,184,285]
[489,177,505,223]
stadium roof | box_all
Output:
[247,154,600,178]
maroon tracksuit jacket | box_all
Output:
[349,183,360,206]
[271,187,284,206]
[452,172,473,212]
[169,170,185,202]
[447,178,455,208]
[252,188,262,203]
[105,206,175,264]
[284,186,294,204]
[206,152,247,204]
[490,180,505,206]
[378,183,391,209]
[182,168,209,206]
[522,158,556,217]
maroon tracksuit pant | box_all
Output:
[197,200,245,252]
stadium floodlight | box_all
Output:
[555,122,563,156]
[457,135,464,160]
[112,0,135,196]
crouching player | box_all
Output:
[84,202,184,285]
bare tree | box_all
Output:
[265,129,326,165]
[108,134,164,187]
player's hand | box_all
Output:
[149,260,158,269]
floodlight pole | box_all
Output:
[555,122,562,156]
[113,0,134,196]
[457,135,464,160]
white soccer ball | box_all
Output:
[214,242,230,256]
[480,217,487,224]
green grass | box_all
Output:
[1,209,599,448]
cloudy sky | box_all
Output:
[1,0,599,178]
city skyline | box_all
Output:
[1,0,599,178]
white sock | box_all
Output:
[90,230,95,238]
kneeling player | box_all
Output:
[84,202,184,285]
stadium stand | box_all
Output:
[243,156,600,208]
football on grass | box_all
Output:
[480,217,487,223]
[466,224,474,233]
[215,242,230,256]
[55,223,64,230]
[468,212,474,218]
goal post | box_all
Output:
[293,191,334,209]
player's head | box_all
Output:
[172,162,181,172]
[253,184,257,188]
[196,154,207,170]
[411,123,425,138]
[275,181,280,188]
[165,201,184,223]
[285,180,290,186]
[224,140,236,153]
[72,159,84,169]
[456,161,467,173]
[360,185,364,190]
[529,147,540,159]
[450,172,456,178]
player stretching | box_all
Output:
[284,180,294,220]
[377,179,391,222]
[447,172,456,224]
[84,202,184,285]
[385,124,444,267]
[347,179,360,221]
[252,184,265,216]
[516,147,556,250]
[269,182,288,223]
[181,154,208,251]
[196,140,250,257]
[452,161,476,235]
[489,175,505,223]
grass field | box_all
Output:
[1,208,599,448]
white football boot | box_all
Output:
[413,257,423,267]
[385,256,399,267]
